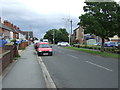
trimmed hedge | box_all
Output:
[72,44,119,53]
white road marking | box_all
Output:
[67,54,78,59]
[37,56,57,89]
[85,61,113,72]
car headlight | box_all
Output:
[38,51,42,52]
[49,50,52,52]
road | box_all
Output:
[41,45,118,88]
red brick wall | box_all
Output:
[1,45,18,72]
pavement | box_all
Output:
[2,45,46,88]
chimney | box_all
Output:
[17,27,20,30]
[14,25,17,29]
[4,20,9,25]
[11,24,14,28]
[7,22,11,27]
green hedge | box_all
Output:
[65,47,119,59]
[72,44,119,53]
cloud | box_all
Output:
[0,0,85,39]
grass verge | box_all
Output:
[65,47,119,59]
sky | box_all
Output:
[0,0,120,39]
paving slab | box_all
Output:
[2,45,46,88]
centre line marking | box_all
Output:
[67,54,78,59]
[85,61,113,72]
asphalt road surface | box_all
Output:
[41,45,118,88]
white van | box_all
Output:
[43,39,48,42]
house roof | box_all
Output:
[0,23,18,33]
[73,27,79,31]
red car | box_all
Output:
[37,42,53,56]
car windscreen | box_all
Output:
[40,44,50,48]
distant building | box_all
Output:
[22,31,33,40]
[72,26,84,44]
[109,35,120,42]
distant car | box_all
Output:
[97,42,102,46]
[58,42,70,46]
[57,42,62,46]
[43,39,49,42]
[109,42,118,47]
[34,40,40,44]
[117,42,120,49]
[104,42,111,47]
[37,42,53,56]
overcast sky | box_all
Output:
[0,0,120,39]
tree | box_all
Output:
[79,1,120,51]
[59,28,69,42]
[43,29,57,43]
[43,28,69,44]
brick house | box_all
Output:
[0,21,13,39]
[72,25,84,44]
[0,18,25,40]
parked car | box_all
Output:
[96,42,102,46]
[43,39,49,42]
[57,42,62,46]
[109,42,118,47]
[37,42,53,56]
[104,42,111,47]
[34,40,40,44]
[57,42,70,46]
[117,42,120,49]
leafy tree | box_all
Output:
[44,29,56,43]
[43,28,69,44]
[59,28,69,42]
[79,1,120,51]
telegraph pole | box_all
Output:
[70,19,72,45]
[53,29,55,44]
[62,18,73,45]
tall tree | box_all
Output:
[79,1,120,51]
[43,28,69,44]
[59,28,69,42]
[44,29,57,43]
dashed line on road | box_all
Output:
[67,54,79,59]
[85,61,113,72]
[37,56,57,89]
